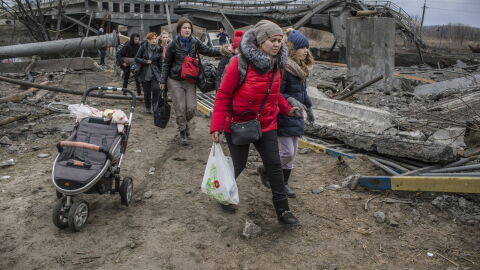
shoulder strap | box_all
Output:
[256,71,275,118]
[237,54,248,89]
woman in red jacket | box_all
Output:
[210,20,300,225]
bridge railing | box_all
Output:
[365,1,421,31]
[177,0,318,10]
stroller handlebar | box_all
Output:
[81,86,137,112]
[57,141,114,161]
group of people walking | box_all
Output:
[117,18,315,225]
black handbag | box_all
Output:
[196,51,218,93]
[229,72,275,145]
[153,90,171,128]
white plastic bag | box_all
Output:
[68,104,102,120]
[201,143,239,205]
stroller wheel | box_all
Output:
[52,197,68,229]
[120,177,133,206]
[68,200,89,232]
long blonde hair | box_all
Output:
[284,28,314,76]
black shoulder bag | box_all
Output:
[229,71,275,145]
[153,89,171,128]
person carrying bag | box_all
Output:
[210,20,301,225]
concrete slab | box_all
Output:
[311,97,392,132]
[306,110,460,163]
[0,57,99,73]
[414,73,480,96]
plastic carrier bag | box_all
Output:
[68,104,102,120]
[201,143,239,205]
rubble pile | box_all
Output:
[306,62,480,164]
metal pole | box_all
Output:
[429,164,480,173]
[336,75,384,100]
[367,157,400,176]
[420,0,427,29]
[81,11,94,58]
[420,173,480,177]
[55,0,63,40]
[0,32,119,59]
[165,3,173,34]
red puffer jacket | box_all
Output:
[210,56,291,134]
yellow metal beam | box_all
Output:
[391,176,480,194]
[298,139,327,154]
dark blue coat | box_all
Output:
[277,71,312,137]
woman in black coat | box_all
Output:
[135,32,163,113]
[159,17,222,146]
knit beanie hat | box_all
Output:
[254,20,283,45]
[287,30,309,49]
[232,30,244,50]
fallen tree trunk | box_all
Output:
[0,76,143,100]
[0,81,50,104]
[0,113,30,126]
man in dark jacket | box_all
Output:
[216,28,229,46]
[98,28,107,66]
[116,33,141,95]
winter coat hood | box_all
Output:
[239,29,287,74]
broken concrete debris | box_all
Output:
[242,220,262,239]
[0,159,15,168]
[0,136,12,145]
[414,73,480,97]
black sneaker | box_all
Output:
[219,203,237,213]
[278,210,299,225]
[256,165,270,188]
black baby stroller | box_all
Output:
[52,86,136,232]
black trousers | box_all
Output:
[142,79,160,110]
[225,130,288,210]
[99,49,106,65]
[122,68,142,96]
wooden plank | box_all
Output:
[391,176,480,194]
[394,73,436,84]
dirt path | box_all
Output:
[0,72,479,270]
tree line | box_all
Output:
[422,23,480,49]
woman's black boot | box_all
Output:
[283,169,296,198]
[256,164,270,188]
[179,130,189,146]
[274,199,299,225]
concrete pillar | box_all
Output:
[346,17,395,92]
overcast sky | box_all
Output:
[390,0,480,27]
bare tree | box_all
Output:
[0,0,53,41]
